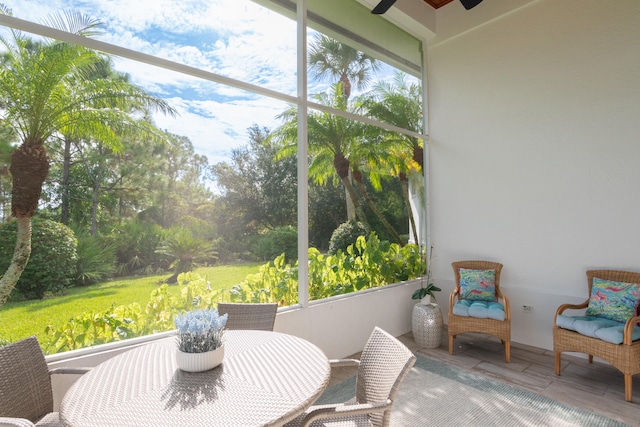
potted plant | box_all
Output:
[174,308,228,372]
[410,248,444,348]
[411,247,441,305]
[412,281,441,305]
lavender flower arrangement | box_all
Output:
[174,309,228,353]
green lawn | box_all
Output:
[0,262,262,345]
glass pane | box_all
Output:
[2,0,297,96]
[292,107,425,302]
[306,29,423,133]
[0,15,298,350]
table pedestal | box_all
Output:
[412,303,443,348]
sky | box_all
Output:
[0,0,411,177]
[0,0,300,168]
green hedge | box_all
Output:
[0,218,77,300]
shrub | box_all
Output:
[251,226,297,262]
[109,219,167,276]
[44,272,221,353]
[0,217,77,300]
[328,220,370,255]
[229,233,424,305]
[156,227,218,283]
[73,228,116,286]
[42,236,425,354]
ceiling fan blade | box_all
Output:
[460,0,483,10]
[371,0,397,14]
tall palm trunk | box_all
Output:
[398,172,418,245]
[61,137,72,224]
[344,171,356,220]
[91,165,101,236]
[334,153,370,229]
[0,139,49,305]
[0,217,32,305]
[352,169,404,245]
[340,73,352,99]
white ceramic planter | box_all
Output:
[412,303,443,348]
[176,345,225,372]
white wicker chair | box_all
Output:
[0,336,90,427]
[284,327,416,427]
[217,302,278,331]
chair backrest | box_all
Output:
[217,303,278,331]
[586,269,640,296]
[452,260,504,298]
[355,327,416,427]
[0,336,53,422]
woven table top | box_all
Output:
[59,331,330,427]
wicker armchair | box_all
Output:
[0,336,90,427]
[284,327,416,427]
[448,260,511,362]
[217,302,278,331]
[553,269,640,402]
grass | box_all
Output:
[0,262,262,345]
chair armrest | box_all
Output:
[623,315,640,345]
[448,290,459,313]
[501,294,511,320]
[554,301,589,325]
[299,400,392,427]
[49,367,92,376]
[0,417,35,427]
[329,359,360,368]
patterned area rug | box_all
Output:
[316,355,631,427]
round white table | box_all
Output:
[59,331,330,427]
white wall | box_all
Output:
[425,0,640,350]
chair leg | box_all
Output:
[449,335,454,355]
[554,352,561,375]
[588,355,593,364]
[625,374,632,402]
[504,341,510,363]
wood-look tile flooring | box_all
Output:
[328,327,639,426]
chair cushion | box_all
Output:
[459,268,497,301]
[453,300,506,321]
[556,315,640,344]
[585,277,640,323]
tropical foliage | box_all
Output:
[0,9,425,359]
[226,232,424,304]
[0,7,175,305]
[43,233,424,354]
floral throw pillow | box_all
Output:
[459,268,497,301]
[585,277,640,323]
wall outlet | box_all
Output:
[522,305,534,313]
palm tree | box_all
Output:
[272,83,370,229]
[365,72,424,243]
[308,34,381,100]
[155,228,218,284]
[58,57,168,228]
[308,34,382,223]
[0,8,175,306]
[347,126,405,245]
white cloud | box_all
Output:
[1,0,416,165]
[2,0,297,163]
